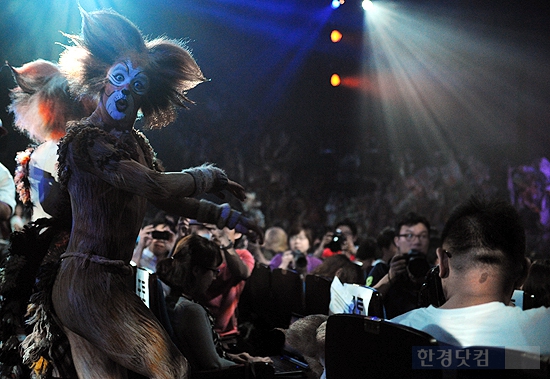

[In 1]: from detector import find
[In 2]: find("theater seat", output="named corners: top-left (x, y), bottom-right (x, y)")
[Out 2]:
top-left (134, 265), bottom-right (175, 339)
top-left (304, 274), bottom-right (332, 315)
top-left (271, 269), bottom-right (304, 327)
top-left (324, 314), bottom-right (442, 379)
top-left (328, 276), bottom-right (385, 318)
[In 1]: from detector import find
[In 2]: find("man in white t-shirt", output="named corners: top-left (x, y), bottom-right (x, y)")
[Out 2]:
top-left (391, 196), bottom-right (550, 355)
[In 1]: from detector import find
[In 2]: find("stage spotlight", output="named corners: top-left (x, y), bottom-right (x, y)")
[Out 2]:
top-left (331, 30), bottom-right (343, 43)
top-left (330, 74), bottom-right (341, 87)
top-left (331, 0), bottom-right (341, 9)
top-left (362, 0), bottom-right (374, 11)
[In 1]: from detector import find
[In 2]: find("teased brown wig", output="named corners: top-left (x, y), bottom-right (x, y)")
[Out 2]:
top-left (59, 8), bottom-right (206, 129)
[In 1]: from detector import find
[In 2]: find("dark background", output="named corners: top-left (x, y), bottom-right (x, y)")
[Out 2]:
top-left (1, 0), bottom-right (549, 240)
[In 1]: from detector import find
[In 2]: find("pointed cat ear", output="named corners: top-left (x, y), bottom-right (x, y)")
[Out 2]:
top-left (7, 59), bottom-right (93, 143)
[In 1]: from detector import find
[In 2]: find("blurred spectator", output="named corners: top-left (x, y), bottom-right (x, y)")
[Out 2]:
top-left (366, 227), bottom-right (397, 287)
top-left (310, 254), bottom-right (363, 285)
top-left (248, 226), bottom-right (288, 265)
top-left (200, 225), bottom-right (255, 339)
top-left (131, 219), bottom-right (177, 272)
top-left (9, 202), bottom-right (29, 232)
top-left (157, 234), bottom-right (272, 371)
top-left (355, 237), bottom-right (379, 280)
top-left (311, 225), bottom-right (333, 259)
top-left (0, 122), bottom-right (15, 241)
top-left (269, 224), bottom-right (322, 276)
top-left (368, 212), bottom-right (432, 318)
top-left (321, 219), bottom-right (359, 261)
top-left (0, 161), bottom-right (16, 241)
top-left (522, 258), bottom-right (550, 308)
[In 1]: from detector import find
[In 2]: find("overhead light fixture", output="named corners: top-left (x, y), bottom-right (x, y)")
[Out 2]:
top-left (362, 0), bottom-right (374, 11)
top-left (331, 30), bottom-right (343, 43)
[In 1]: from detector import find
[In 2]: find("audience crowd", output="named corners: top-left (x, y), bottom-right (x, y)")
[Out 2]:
top-left (1, 140), bottom-right (549, 377)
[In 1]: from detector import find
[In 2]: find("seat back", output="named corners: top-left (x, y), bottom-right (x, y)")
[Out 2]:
top-left (511, 289), bottom-right (537, 310)
top-left (304, 274), bottom-right (332, 315)
top-left (324, 314), bottom-right (441, 379)
top-left (271, 269), bottom-right (304, 327)
top-left (239, 263), bottom-right (272, 320)
top-left (134, 266), bottom-right (175, 339)
top-left (329, 276), bottom-right (385, 318)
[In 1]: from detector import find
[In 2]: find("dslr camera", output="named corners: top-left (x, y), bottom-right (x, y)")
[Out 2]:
top-left (326, 229), bottom-right (345, 253)
top-left (406, 249), bottom-right (431, 279)
top-left (291, 250), bottom-right (308, 270)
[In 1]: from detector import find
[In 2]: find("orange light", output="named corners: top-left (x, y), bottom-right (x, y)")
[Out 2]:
top-left (330, 30), bottom-right (342, 43)
top-left (330, 74), bottom-right (341, 87)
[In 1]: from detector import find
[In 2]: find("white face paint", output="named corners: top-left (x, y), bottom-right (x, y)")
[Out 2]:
top-left (104, 60), bottom-right (149, 121)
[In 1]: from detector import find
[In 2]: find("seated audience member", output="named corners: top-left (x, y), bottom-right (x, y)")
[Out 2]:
top-left (366, 227), bottom-right (398, 286)
top-left (522, 258), bottom-right (550, 308)
top-left (175, 216), bottom-right (191, 240)
top-left (0, 156), bottom-right (16, 242)
top-left (199, 225), bottom-right (255, 339)
top-left (157, 235), bottom-right (271, 371)
top-left (131, 219), bottom-right (177, 272)
top-left (391, 196), bottom-right (550, 355)
top-left (355, 237), bottom-right (379, 280)
top-left (368, 212), bottom-right (432, 318)
top-left (321, 219), bottom-right (359, 261)
top-left (311, 226), bottom-right (334, 259)
top-left (283, 314), bottom-right (328, 379)
top-left (310, 254), bottom-right (363, 285)
top-left (269, 224), bottom-right (323, 276)
top-left (248, 226), bottom-right (288, 265)
top-left (10, 203), bottom-right (29, 232)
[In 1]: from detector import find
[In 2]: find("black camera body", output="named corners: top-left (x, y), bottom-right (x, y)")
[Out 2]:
top-left (291, 250), bottom-right (308, 270)
top-left (151, 230), bottom-right (171, 241)
top-left (406, 249), bottom-right (431, 279)
top-left (327, 229), bottom-right (345, 253)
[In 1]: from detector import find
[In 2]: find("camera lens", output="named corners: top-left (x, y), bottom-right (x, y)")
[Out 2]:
top-left (292, 251), bottom-right (308, 269)
top-left (407, 250), bottom-right (431, 278)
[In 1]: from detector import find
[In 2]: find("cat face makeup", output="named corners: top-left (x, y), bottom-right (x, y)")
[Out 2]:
top-left (103, 60), bottom-right (149, 121)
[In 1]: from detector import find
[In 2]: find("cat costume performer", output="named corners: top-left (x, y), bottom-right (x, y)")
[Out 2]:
top-left (0, 8), bottom-right (262, 379)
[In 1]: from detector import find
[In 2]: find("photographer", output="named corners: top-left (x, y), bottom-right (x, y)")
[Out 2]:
top-left (367, 212), bottom-right (432, 318)
top-left (319, 219), bottom-right (359, 261)
top-left (269, 224), bottom-right (322, 275)
top-left (131, 218), bottom-right (177, 272)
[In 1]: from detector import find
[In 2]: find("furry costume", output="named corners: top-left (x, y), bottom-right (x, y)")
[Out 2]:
top-left (0, 59), bottom-right (95, 379)
top-left (48, 8), bottom-right (260, 379)
top-left (1, 7), bottom-right (262, 379)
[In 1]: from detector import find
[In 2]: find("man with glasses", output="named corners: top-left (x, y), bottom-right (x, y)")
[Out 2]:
top-left (367, 212), bottom-right (432, 318)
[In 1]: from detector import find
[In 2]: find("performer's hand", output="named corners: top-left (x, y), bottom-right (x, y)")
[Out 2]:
top-left (224, 179), bottom-right (246, 201)
top-left (234, 216), bottom-right (264, 245)
top-left (216, 204), bottom-right (264, 244)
